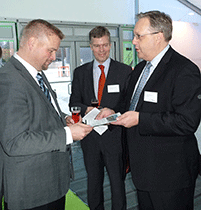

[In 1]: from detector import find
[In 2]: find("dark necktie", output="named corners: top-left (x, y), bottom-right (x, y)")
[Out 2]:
top-left (36, 73), bottom-right (51, 102)
top-left (98, 65), bottom-right (105, 105)
top-left (129, 62), bottom-right (152, 111)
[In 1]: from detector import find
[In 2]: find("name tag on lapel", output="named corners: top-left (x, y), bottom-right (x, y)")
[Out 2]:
top-left (144, 91), bottom-right (158, 103)
top-left (107, 84), bottom-right (120, 93)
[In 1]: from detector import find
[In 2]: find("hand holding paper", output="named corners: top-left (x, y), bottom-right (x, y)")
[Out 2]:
top-left (95, 107), bottom-right (115, 120)
top-left (82, 108), bottom-right (121, 135)
top-left (111, 111), bottom-right (139, 128)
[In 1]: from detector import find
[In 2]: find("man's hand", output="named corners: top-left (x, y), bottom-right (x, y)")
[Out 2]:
top-left (65, 116), bottom-right (74, 125)
top-left (65, 115), bottom-right (82, 125)
top-left (69, 123), bottom-right (93, 141)
top-left (95, 108), bottom-right (115, 120)
top-left (111, 111), bottom-right (139, 128)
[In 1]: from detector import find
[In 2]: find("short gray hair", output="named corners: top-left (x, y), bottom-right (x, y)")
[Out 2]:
top-left (137, 10), bottom-right (173, 42)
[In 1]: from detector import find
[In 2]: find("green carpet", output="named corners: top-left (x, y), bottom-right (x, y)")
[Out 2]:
top-left (65, 190), bottom-right (89, 210)
top-left (1, 190), bottom-right (89, 210)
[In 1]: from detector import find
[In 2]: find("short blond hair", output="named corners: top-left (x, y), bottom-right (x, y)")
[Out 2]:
top-left (20, 19), bottom-right (65, 47)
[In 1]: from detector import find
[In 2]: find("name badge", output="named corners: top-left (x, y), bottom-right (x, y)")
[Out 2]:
top-left (107, 84), bottom-right (120, 93)
top-left (144, 91), bottom-right (158, 103)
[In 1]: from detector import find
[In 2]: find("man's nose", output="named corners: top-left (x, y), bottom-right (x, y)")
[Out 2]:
top-left (51, 52), bottom-right (56, 61)
top-left (132, 37), bottom-right (138, 45)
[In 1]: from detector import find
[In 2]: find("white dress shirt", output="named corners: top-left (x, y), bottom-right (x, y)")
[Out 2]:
top-left (131, 45), bottom-right (170, 100)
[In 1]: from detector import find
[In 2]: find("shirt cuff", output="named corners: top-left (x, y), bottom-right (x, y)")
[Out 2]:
top-left (64, 126), bottom-right (73, 145)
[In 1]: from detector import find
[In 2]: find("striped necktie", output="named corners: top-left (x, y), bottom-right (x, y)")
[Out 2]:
top-left (36, 73), bottom-right (51, 102)
top-left (129, 62), bottom-right (152, 111)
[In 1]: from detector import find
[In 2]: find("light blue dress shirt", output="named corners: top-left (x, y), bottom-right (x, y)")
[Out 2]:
top-left (93, 58), bottom-right (111, 99)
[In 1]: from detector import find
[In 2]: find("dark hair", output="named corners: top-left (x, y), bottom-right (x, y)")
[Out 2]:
top-left (137, 10), bottom-right (173, 42)
top-left (20, 19), bottom-right (65, 46)
top-left (89, 26), bottom-right (111, 44)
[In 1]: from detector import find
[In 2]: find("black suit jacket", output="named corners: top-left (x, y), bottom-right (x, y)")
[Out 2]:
top-left (126, 46), bottom-right (201, 191)
top-left (0, 57), bottom-right (70, 209)
top-left (69, 59), bottom-right (132, 154)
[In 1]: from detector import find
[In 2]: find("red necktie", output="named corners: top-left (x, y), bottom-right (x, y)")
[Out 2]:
top-left (98, 65), bottom-right (105, 105)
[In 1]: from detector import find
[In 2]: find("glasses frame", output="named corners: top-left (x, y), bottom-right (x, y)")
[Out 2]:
top-left (133, 31), bottom-right (160, 40)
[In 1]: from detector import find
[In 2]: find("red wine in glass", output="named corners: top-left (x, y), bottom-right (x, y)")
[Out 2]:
top-left (71, 107), bottom-right (81, 123)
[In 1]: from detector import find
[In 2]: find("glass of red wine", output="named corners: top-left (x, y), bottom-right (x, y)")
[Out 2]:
top-left (91, 99), bottom-right (99, 108)
top-left (71, 106), bottom-right (81, 123)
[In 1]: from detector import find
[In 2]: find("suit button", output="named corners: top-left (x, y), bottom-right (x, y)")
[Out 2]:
top-left (198, 94), bottom-right (201, 100)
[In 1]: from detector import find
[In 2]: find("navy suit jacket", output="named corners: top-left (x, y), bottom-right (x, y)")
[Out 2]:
top-left (126, 46), bottom-right (201, 191)
top-left (0, 56), bottom-right (70, 209)
top-left (69, 59), bottom-right (132, 154)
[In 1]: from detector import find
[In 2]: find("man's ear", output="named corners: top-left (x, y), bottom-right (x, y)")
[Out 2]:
top-left (156, 32), bottom-right (164, 43)
top-left (90, 43), bottom-right (93, 51)
top-left (27, 37), bottom-right (37, 51)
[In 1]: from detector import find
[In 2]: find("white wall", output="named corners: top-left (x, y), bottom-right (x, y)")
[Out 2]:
top-left (1, 0), bottom-right (201, 24)
top-left (170, 21), bottom-right (201, 70)
top-left (1, 0), bottom-right (201, 71)
top-left (0, 0), bottom-right (135, 24)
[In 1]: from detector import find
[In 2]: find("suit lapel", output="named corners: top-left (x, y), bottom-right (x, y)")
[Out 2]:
top-left (10, 57), bottom-right (64, 125)
top-left (10, 57), bottom-right (41, 94)
top-left (41, 71), bottom-right (66, 125)
top-left (143, 47), bottom-right (173, 89)
top-left (100, 59), bottom-right (117, 105)
top-left (135, 47), bottom-right (174, 110)
top-left (86, 61), bottom-right (96, 99)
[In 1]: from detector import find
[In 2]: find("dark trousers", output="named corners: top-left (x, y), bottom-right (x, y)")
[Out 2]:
top-left (4, 196), bottom-right (65, 210)
top-left (137, 186), bottom-right (195, 210)
top-left (82, 139), bottom-right (126, 210)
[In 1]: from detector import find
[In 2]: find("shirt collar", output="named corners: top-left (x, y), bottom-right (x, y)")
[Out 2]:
top-left (149, 44), bottom-right (170, 68)
top-left (14, 52), bottom-right (40, 81)
top-left (93, 57), bottom-right (111, 70)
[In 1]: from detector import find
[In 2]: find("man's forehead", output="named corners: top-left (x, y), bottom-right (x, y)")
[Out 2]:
top-left (134, 18), bottom-right (150, 32)
top-left (91, 36), bottom-right (110, 43)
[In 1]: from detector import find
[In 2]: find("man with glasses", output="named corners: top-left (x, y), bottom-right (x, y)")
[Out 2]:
top-left (100, 11), bottom-right (201, 209)
top-left (69, 26), bottom-right (132, 210)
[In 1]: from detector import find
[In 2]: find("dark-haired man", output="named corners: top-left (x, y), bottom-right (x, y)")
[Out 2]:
top-left (69, 26), bottom-right (132, 210)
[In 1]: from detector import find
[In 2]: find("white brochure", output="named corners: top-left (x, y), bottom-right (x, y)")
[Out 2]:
top-left (82, 108), bottom-right (121, 135)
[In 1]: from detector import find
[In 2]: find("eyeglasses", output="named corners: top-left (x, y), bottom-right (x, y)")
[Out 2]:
top-left (133, 32), bottom-right (160, 40)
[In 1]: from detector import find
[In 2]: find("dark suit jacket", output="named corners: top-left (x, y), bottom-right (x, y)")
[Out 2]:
top-left (0, 57), bottom-right (70, 209)
top-left (69, 59), bottom-right (132, 154)
top-left (125, 46), bottom-right (201, 191)
top-left (0, 144), bottom-right (3, 210)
